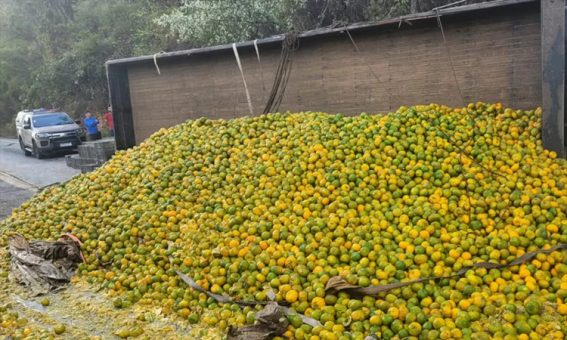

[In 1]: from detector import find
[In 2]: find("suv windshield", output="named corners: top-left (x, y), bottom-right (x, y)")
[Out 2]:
top-left (32, 113), bottom-right (74, 127)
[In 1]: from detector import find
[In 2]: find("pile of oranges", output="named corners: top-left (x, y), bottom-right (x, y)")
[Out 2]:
top-left (1, 103), bottom-right (566, 339)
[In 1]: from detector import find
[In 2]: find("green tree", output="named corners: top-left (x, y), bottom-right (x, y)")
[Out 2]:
top-left (0, 0), bottom-right (175, 129)
top-left (156, 0), bottom-right (489, 46)
top-left (22, 0), bottom-right (175, 114)
top-left (0, 0), bottom-right (490, 136)
top-left (155, 0), bottom-right (304, 46)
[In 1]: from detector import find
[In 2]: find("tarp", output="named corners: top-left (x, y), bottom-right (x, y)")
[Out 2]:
top-left (9, 234), bottom-right (84, 295)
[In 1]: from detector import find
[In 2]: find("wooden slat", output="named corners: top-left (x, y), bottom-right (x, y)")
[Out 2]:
top-left (125, 6), bottom-right (542, 144)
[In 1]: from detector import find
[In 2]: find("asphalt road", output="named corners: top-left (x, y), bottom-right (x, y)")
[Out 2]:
top-left (0, 138), bottom-right (81, 220)
top-left (0, 138), bottom-right (80, 188)
top-left (0, 181), bottom-right (33, 220)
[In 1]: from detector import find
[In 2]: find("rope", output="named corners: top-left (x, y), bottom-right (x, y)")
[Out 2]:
top-left (232, 43), bottom-right (254, 116)
top-left (326, 243), bottom-right (567, 297)
top-left (343, 26), bottom-right (390, 109)
top-left (263, 33), bottom-right (298, 114)
top-left (273, 34), bottom-right (298, 111)
top-left (433, 9), bottom-right (525, 226)
top-left (343, 20), bottom-right (494, 221)
top-left (153, 52), bottom-right (165, 75)
top-left (253, 39), bottom-right (267, 96)
top-left (434, 9), bottom-right (473, 223)
top-left (435, 10), bottom-right (465, 106)
top-left (431, 0), bottom-right (468, 11)
top-left (343, 20), bottom-right (495, 230)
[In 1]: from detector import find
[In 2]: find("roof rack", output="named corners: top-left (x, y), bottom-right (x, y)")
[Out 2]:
top-left (31, 108), bottom-right (59, 114)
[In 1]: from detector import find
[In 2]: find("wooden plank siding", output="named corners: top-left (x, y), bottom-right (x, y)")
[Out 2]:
top-left (125, 4), bottom-right (542, 144)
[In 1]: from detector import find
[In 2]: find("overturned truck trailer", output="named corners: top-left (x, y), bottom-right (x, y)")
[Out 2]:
top-left (106, 0), bottom-right (566, 157)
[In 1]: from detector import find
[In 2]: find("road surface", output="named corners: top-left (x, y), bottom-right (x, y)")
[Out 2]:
top-left (0, 138), bottom-right (80, 188)
top-left (0, 180), bottom-right (33, 220)
top-left (0, 138), bottom-right (81, 220)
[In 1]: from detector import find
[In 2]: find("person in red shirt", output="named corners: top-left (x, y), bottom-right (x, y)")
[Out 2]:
top-left (103, 106), bottom-right (114, 137)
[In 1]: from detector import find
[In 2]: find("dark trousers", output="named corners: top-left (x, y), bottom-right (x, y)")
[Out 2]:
top-left (87, 132), bottom-right (102, 141)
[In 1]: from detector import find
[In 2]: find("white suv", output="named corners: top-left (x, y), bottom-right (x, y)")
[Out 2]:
top-left (16, 109), bottom-right (83, 158)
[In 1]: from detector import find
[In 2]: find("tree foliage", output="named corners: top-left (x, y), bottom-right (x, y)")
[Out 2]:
top-left (155, 0), bottom-right (303, 47)
top-left (0, 0), bottom-right (175, 127)
top-left (0, 0), bottom-right (489, 133)
top-left (156, 0), bottom-right (414, 45)
top-left (156, 0), bottom-right (492, 46)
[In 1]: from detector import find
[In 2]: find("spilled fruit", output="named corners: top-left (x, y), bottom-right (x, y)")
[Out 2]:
top-left (0, 103), bottom-right (566, 339)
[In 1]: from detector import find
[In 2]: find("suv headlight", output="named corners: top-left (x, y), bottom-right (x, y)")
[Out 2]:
top-left (36, 132), bottom-right (50, 139)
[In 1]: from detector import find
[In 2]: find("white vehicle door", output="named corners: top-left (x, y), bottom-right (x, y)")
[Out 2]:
top-left (22, 117), bottom-right (33, 146)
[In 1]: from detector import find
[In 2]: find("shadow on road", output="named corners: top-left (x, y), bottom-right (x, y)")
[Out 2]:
top-left (29, 150), bottom-right (78, 160)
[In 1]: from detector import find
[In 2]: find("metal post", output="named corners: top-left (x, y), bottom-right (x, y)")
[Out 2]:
top-left (541, 0), bottom-right (566, 157)
top-left (106, 64), bottom-right (136, 150)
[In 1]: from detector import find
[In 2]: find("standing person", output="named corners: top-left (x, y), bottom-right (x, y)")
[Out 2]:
top-left (83, 111), bottom-right (101, 141)
top-left (103, 106), bottom-right (114, 137)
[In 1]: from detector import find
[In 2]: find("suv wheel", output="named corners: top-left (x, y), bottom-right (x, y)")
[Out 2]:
top-left (32, 141), bottom-right (44, 159)
top-left (19, 137), bottom-right (31, 156)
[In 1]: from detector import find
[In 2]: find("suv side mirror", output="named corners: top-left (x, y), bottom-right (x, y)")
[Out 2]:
top-left (23, 122), bottom-right (31, 129)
